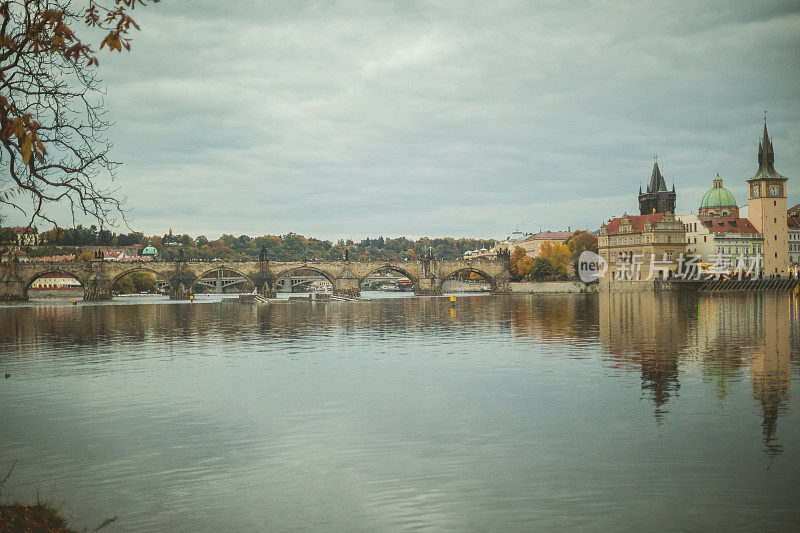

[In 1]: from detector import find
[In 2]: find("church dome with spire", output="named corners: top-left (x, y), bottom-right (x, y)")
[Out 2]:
top-left (699, 173), bottom-right (738, 217)
top-left (141, 238), bottom-right (158, 260)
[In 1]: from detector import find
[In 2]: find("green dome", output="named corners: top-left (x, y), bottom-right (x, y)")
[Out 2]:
top-left (700, 175), bottom-right (737, 209)
top-left (142, 239), bottom-right (158, 257)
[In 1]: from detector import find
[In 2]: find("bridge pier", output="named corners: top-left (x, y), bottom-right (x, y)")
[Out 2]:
top-left (414, 276), bottom-right (442, 296)
top-left (334, 269), bottom-right (361, 297)
top-left (492, 275), bottom-right (512, 294)
top-left (277, 275), bottom-right (293, 293)
top-left (168, 269), bottom-right (196, 300)
top-left (83, 283), bottom-right (113, 301)
top-left (83, 270), bottom-right (112, 301)
top-left (170, 283), bottom-right (193, 300)
top-left (262, 284), bottom-right (277, 298)
top-left (0, 271), bottom-right (26, 300)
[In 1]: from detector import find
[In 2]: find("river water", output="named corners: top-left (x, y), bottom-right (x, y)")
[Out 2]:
top-left (1, 292), bottom-right (799, 531)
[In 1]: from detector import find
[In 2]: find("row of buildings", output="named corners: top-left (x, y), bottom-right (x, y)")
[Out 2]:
top-left (462, 229), bottom-right (575, 260)
top-left (0, 242), bottom-right (158, 263)
top-left (598, 120), bottom-right (792, 279)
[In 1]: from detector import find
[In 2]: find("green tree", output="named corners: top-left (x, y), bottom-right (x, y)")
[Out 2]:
top-left (0, 226), bottom-right (16, 245)
top-left (130, 272), bottom-right (156, 292)
top-left (113, 271), bottom-right (155, 293)
top-left (531, 257), bottom-right (554, 281)
top-left (114, 275), bottom-right (135, 293)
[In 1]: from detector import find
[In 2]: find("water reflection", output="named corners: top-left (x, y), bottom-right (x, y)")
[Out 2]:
top-left (598, 292), bottom-right (798, 455)
top-left (599, 293), bottom-right (693, 421)
top-left (2, 294), bottom-right (800, 531)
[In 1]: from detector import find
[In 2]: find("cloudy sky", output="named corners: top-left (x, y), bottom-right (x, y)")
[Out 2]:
top-left (15, 0), bottom-right (800, 239)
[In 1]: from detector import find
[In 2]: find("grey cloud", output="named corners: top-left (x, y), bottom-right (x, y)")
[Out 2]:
top-left (6, 0), bottom-right (798, 239)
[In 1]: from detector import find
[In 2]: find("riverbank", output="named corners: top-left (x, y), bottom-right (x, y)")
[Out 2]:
top-left (0, 502), bottom-right (74, 532)
top-left (509, 281), bottom-right (597, 293)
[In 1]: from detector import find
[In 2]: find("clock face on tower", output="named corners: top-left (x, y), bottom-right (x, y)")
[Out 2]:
top-left (753, 185), bottom-right (760, 198)
top-left (770, 185), bottom-right (779, 197)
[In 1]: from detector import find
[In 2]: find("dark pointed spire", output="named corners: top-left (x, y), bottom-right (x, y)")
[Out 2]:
top-left (752, 115), bottom-right (783, 181)
top-left (648, 157), bottom-right (668, 193)
top-left (759, 120), bottom-right (774, 168)
top-left (639, 156), bottom-right (676, 215)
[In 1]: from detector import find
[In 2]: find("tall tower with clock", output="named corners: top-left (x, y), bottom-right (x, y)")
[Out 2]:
top-left (747, 119), bottom-right (789, 276)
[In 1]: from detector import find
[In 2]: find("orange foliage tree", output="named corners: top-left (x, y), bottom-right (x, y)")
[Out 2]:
top-left (510, 245), bottom-right (534, 280)
top-left (539, 241), bottom-right (572, 278)
top-left (0, 0), bottom-right (159, 226)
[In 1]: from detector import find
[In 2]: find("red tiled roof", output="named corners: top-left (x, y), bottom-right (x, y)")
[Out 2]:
top-left (1, 249), bottom-right (27, 256)
top-left (698, 216), bottom-right (759, 234)
top-left (8, 226), bottom-right (37, 234)
top-left (788, 215), bottom-right (800, 229)
top-left (36, 255), bottom-right (75, 262)
top-left (602, 213), bottom-right (664, 235)
top-left (36, 272), bottom-right (78, 279)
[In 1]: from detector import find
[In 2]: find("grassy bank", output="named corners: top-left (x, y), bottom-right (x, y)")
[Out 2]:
top-left (0, 502), bottom-right (75, 532)
top-left (0, 463), bottom-right (115, 532)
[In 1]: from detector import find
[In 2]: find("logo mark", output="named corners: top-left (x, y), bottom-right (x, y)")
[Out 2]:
top-left (578, 251), bottom-right (607, 282)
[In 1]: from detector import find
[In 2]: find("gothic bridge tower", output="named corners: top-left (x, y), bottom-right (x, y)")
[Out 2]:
top-left (638, 158), bottom-right (677, 215)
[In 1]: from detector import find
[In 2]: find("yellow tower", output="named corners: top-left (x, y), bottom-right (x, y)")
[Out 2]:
top-left (747, 120), bottom-right (789, 276)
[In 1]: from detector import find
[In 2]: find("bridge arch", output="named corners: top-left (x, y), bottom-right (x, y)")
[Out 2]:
top-left (195, 266), bottom-right (256, 293)
top-left (270, 266), bottom-right (337, 293)
top-left (439, 267), bottom-right (497, 293)
top-left (24, 269), bottom-right (86, 298)
top-left (359, 264), bottom-right (419, 291)
top-left (110, 266), bottom-right (167, 290)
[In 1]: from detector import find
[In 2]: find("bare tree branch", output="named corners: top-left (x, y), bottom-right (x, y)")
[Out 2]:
top-left (0, 0), bottom-right (158, 229)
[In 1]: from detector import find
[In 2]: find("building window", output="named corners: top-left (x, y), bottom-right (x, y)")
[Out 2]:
top-left (703, 236), bottom-right (707, 242)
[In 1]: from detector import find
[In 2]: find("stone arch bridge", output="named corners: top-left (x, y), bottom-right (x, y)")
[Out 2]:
top-left (0, 259), bottom-right (511, 301)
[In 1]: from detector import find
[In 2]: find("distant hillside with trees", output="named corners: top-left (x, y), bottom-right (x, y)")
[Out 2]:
top-left (7, 225), bottom-right (497, 262)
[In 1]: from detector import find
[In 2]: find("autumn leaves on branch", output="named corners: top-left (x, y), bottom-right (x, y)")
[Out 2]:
top-left (0, 0), bottom-right (157, 226)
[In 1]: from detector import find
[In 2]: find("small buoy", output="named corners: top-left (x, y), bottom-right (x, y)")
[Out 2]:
top-left (71, 299), bottom-right (77, 305)
top-left (450, 295), bottom-right (456, 304)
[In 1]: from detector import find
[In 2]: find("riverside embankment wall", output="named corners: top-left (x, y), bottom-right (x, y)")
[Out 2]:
top-left (509, 281), bottom-right (597, 294)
